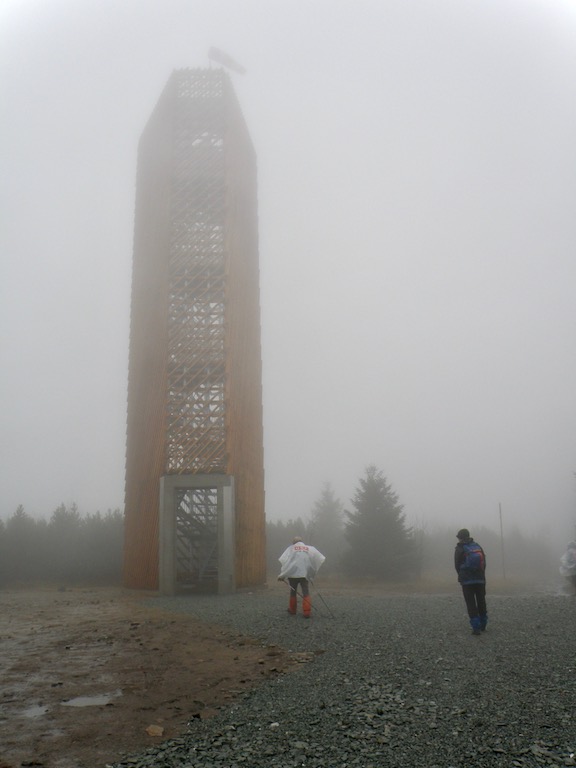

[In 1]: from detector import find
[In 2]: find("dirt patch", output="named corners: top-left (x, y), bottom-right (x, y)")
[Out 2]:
top-left (0, 587), bottom-right (296, 768)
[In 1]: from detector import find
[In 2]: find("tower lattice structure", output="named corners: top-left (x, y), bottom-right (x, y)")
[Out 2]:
top-left (124, 68), bottom-right (265, 590)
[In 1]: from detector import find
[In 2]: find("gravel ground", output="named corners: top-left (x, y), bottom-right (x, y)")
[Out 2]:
top-left (109, 587), bottom-right (576, 768)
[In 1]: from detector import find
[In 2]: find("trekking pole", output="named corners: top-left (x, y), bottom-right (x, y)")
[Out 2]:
top-left (294, 586), bottom-right (325, 617)
top-left (310, 581), bottom-right (335, 619)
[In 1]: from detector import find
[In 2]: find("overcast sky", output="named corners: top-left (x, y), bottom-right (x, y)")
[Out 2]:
top-left (1, 0), bottom-right (575, 542)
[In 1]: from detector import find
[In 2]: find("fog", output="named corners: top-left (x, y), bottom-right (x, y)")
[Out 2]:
top-left (1, 0), bottom-right (575, 540)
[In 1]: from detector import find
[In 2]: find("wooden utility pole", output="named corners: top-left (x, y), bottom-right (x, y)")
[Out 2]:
top-left (499, 502), bottom-right (506, 580)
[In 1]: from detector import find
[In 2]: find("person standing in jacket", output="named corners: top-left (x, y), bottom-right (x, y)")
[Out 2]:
top-left (278, 537), bottom-right (325, 618)
top-left (559, 541), bottom-right (576, 593)
top-left (454, 528), bottom-right (487, 635)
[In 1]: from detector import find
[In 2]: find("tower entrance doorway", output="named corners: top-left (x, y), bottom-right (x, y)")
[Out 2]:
top-left (159, 474), bottom-right (235, 595)
top-left (175, 487), bottom-right (218, 589)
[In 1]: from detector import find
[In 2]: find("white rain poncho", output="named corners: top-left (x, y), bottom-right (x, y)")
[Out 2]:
top-left (278, 542), bottom-right (326, 581)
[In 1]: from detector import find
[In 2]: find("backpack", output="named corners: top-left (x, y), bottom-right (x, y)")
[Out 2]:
top-left (462, 542), bottom-right (485, 571)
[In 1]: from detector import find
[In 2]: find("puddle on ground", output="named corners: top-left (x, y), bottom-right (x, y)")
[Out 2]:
top-left (21, 704), bottom-right (49, 718)
top-left (61, 690), bottom-right (122, 707)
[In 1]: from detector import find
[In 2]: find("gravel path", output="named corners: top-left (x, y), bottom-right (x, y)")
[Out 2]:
top-left (109, 587), bottom-right (576, 768)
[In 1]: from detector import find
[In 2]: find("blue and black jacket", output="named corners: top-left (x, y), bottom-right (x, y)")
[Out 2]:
top-left (454, 537), bottom-right (486, 585)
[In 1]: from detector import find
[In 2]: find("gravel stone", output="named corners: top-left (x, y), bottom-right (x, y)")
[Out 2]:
top-left (107, 590), bottom-right (576, 768)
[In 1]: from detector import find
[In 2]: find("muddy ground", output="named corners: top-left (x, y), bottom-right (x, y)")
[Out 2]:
top-left (0, 586), bottom-right (297, 768)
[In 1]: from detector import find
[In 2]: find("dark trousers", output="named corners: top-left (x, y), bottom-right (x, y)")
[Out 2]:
top-left (288, 577), bottom-right (309, 598)
top-left (461, 583), bottom-right (486, 618)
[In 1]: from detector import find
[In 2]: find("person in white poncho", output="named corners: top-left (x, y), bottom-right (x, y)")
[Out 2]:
top-left (277, 537), bottom-right (325, 618)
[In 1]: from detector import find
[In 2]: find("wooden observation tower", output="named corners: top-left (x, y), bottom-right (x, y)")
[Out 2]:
top-left (124, 68), bottom-right (265, 592)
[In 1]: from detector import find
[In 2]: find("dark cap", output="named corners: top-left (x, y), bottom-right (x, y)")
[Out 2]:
top-left (456, 528), bottom-right (470, 540)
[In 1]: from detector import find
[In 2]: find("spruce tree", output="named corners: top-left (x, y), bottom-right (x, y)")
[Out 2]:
top-left (344, 465), bottom-right (413, 580)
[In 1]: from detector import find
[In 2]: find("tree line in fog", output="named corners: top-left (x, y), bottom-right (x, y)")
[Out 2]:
top-left (0, 465), bottom-right (562, 588)
top-left (0, 503), bottom-right (123, 586)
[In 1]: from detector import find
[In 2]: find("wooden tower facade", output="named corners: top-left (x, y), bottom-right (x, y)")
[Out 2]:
top-left (124, 68), bottom-right (265, 590)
